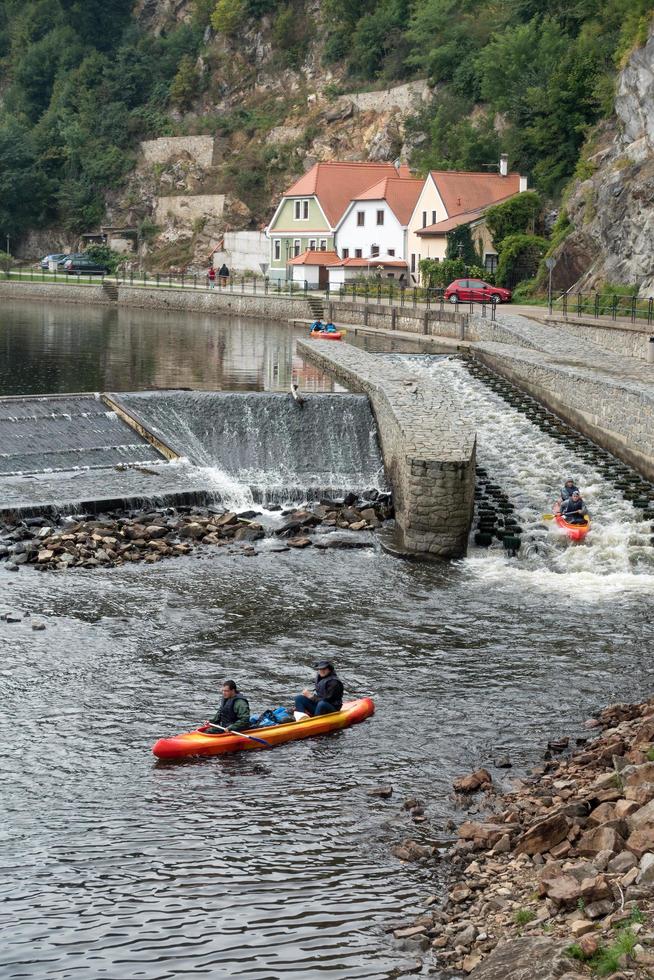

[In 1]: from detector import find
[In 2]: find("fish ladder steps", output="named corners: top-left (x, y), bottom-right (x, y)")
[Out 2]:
top-left (102, 281), bottom-right (119, 302)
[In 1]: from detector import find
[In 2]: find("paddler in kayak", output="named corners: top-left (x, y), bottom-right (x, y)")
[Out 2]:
top-left (560, 477), bottom-right (579, 503)
top-left (560, 490), bottom-right (589, 525)
top-left (294, 659), bottom-right (344, 719)
top-left (309, 319), bottom-right (324, 334)
top-left (206, 680), bottom-right (250, 732)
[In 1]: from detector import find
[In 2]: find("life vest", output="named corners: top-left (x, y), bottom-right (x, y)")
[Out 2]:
top-left (216, 693), bottom-right (249, 727)
top-left (315, 673), bottom-right (343, 710)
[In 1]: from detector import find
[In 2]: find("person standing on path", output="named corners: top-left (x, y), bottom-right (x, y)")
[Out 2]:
top-left (207, 266), bottom-right (216, 289)
top-left (218, 263), bottom-right (229, 287)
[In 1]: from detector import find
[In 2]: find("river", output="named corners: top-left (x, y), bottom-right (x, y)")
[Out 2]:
top-left (1, 300), bottom-right (653, 979)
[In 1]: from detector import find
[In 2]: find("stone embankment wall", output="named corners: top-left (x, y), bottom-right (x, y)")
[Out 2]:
top-left (0, 281), bottom-right (116, 305)
top-left (297, 339), bottom-right (476, 559)
top-left (327, 300), bottom-right (463, 338)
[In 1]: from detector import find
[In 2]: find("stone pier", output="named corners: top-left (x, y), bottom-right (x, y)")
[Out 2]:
top-left (298, 340), bottom-right (476, 558)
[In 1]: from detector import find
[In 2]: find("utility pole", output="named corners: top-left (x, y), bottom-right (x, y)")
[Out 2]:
top-left (545, 257), bottom-right (556, 313)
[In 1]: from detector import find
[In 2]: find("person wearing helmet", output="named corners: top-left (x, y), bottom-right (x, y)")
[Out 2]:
top-left (560, 478), bottom-right (579, 502)
top-left (294, 660), bottom-right (344, 718)
top-left (560, 490), bottom-right (589, 525)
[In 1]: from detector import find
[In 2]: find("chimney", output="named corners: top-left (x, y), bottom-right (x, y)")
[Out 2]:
top-left (499, 153), bottom-right (508, 177)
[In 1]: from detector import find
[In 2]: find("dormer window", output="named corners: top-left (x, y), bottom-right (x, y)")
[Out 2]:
top-left (294, 200), bottom-right (310, 220)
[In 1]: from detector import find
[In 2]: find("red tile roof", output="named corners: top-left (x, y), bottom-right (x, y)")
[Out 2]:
top-left (283, 162), bottom-right (401, 226)
top-left (335, 257), bottom-right (408, 268)
top-left (351, 177), bottom-right (424, 226)
top-left (287, 249), bottom-right (342, 266)
top-left (416, 207), bottom-right (486, 236)
top-left (430, 171), bottom-right (522, 217)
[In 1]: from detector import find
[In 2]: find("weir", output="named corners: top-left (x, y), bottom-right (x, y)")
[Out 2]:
top-left (0, 390), bottom-right (386, 517)
top-left (298, 340), bottom-right (476, 558)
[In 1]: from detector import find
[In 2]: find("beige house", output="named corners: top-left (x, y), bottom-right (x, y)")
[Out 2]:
top-left (407, 164), bottom-right (528, 280)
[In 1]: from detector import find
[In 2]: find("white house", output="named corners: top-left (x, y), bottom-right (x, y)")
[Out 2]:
top-left (286, 249), bottom-right (341, 288)
top-left (328, 257), bottom-right (408, 288)
top-left (335, 176), bottom-right (423, 265)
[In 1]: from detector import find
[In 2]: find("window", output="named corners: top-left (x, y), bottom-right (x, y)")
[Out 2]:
top-left (342, 248), bottom-right (349, 258)
top-left (273, 239), bottom-right (281, 261)
top-left (319, 239), bottom-right (327, 251)
top-left (431, 211), bottom-right (437, 225)
top-left (294, 201), bottom-right (301, 220)
top-left (388, 248), bottom-right (395, 257)
top-left (293, 239), bottom-right (301, 257)
top-left (376, 210), bottom-right (384, 226)
top-left (371, 244), bottom-right (379, 257)
top-left (309, 239), bottom-right (316, 251)
top-left (293, 200), bottom-right (309, 220)
top-left (303, 200), bottom-right (309, 219)
top-left (410, 253), bottom-right (416, 273)
top-left (422, 211), bottom-right (427, 228)
top-left (484, 253), bottom-right (498, 273)
top-left (355, 248), bottom-right (362, 258)
top-left (356, 211), bottom-right (365, 227)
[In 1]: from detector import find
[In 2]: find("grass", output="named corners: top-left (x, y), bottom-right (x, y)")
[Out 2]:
top-left (646, 747), bottom-right (654, 762)
top-left (514, 908), bottom-right (537, 926)
top-left (566, 927), bottom-right (639, 976)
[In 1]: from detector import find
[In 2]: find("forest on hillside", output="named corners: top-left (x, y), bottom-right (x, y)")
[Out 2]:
top-left (0, 0), bottom-right (652, 242)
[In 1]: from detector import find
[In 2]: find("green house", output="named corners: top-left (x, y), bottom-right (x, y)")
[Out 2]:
top-left (266, 161), bottom-right (400, 281)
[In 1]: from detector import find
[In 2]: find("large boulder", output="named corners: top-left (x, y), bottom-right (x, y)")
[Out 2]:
top-left (467, 937), bottom-right (574, 979)
top-left (515, 813), bottom-right (569, 855)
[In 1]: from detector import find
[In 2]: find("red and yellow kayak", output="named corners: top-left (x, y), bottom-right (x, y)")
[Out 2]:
top-left (310, 331), bottom-right (343, 341)
top-left (152, 697), bottom-right (375, 761)
top-left (554, 514), bottom-right (591, 542)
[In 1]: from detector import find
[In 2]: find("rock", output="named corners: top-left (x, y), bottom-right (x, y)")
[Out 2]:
top-left (624, 762), bottom-right (654, 788)
top-left (233, 525), bottom-right (265, 542)
top-left (287, 536), bottom-right (312, 548)
top-left (466, 937), bottom-right (572, 978)
top-left (626, 797), bottom-right (654, 830)
top-left (458, 822), bottom-right (507, 848)
top-left (349, 520), bottom-right (367, 531)
top-left (637, 851), bottom-right (654, 884)
top-left (393, 925), bottom-right (426, 939)
top-left (454, 769), bottom-right (493, 794)
top-left (450, 885), bottom-right (471, 903)
top-left (608, 850), bottom-right (638, 873)
top-left (31, 621), bottom-right (46, 631)
top-left (587, 802), bottom-right (616, 827)
top-left (541, 873), bottom-right (583, 906)
top-left (37, 549), bottom-right (54, 562)
top-left (620, 866), bottom-right (639, 887)
top-left (578, 934), bottom-right (598, 958)
top-left (214, 512), bottom-right (237, 526)
top-left (626, 825), bottom-right (654, 858)
top-left (576, 824), bottom-right (625, 858)
top-left (367, 786), bottom-right (393, 798)
top-left (179, 522), bottom-right (205, 539)
top-left (495, 756), bottom-right (512, 768)
top-left (548, 738), bottom-right (569, 752)
top-left (492, 834), bottom-right (511, 855)
top-left (570, 919), bottom-right (595, 937)
top-left (615, 799), bottom-right (641, 819)
top-left (462, 952), bottom-right (483, 973)
top-left (144, 525), bottom-right (168, 539)
top-left (454, 924), bottom-right (478, 947)
top-left (585, 898), bottom-right (613, 919)
top-left (625, 783), bottom-right (654, 804)
top-left (515, 813), bottom-right (569, 855)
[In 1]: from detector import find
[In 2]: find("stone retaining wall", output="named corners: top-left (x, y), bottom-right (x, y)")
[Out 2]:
top-left (298, 339), bottom-right (476, 558)
top-left (0, 280), bottom-right (114, 305)
top-left (327, 300), bottom-right (463, 338)
top-left (544, 316), bottom-right (654, 360)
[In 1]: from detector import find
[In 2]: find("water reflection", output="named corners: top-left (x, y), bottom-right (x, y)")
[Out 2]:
top-left (0, 300), bottom-right (339, 395)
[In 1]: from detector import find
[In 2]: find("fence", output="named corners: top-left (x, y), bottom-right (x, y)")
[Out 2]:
top-left (552, 291), bottom-right (654, 326)
top-left (2, 267), bottom-right (497, 320)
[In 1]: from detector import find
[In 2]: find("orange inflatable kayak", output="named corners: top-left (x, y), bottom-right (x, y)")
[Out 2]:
top-left (554, 513), bottom-right (591, 542)
top-left (310, 331), bottom-right (343, 340)
top-left (152, 697), bottom-right (375, 760)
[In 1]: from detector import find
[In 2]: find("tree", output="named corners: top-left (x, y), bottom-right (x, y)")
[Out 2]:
top-left (170, 54), bottom-right (199, 108)
top-left (485, 191), bottom-right (541, 250)
top-left (496, 233), bottom-right (548, 287)
top-left (446, 224), bottom-right (483, 265)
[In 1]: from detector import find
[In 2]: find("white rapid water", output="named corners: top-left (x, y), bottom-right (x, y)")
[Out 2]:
top-left (403, 356), bottom-right (654, 589)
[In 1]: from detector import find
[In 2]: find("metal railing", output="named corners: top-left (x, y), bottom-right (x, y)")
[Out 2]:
top-left (2, 267), bottom-right (498, 320)
top-left (551, 290), bottom-right (654, 326)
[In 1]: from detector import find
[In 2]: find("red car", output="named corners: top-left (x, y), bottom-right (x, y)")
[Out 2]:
top-left (444, 278), bottom-right (511, 304)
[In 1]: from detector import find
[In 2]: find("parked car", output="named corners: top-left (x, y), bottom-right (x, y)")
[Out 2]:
top-left (57, 253), bottom-right (85, 269)
top-left (444, 278), bottom-right (512, 304)
top-left (63, 256), bottom-right (109, 275)
top-left (40, 253), bottom-right (68, 270)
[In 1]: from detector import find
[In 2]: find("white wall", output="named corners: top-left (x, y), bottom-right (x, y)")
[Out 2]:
top-left (291, 265), bottom-right (320, 288)
top-left (336, 201), bottom-right (405, 260)
top-left (406, 175), bottom-right (448, 278)
top-left (213, 231), bottom-right (268, 273)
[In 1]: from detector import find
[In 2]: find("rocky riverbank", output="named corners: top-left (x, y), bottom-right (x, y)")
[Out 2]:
top-left (0, 493), bottom-right (392, 571)
top-left (387, 697), bottom-right (654, 978)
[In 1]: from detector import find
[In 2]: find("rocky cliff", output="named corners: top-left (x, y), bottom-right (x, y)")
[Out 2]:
top-left (554, 22), bottom-right (654, 296)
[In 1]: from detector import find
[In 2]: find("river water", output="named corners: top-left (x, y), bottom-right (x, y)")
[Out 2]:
top-left (1, 301), bottom-right (653, 980)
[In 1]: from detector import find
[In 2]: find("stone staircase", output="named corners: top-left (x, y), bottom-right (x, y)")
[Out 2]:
top-left (307, 296), bottom-right (325, 320)
top-left (101, 280), bottom-right (119, 302)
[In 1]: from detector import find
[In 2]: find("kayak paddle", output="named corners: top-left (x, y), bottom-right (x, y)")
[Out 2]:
top-left (203, 722), bottom-right (272, 748)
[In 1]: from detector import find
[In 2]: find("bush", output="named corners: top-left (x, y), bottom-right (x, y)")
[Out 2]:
top-left (446, 224), bottom-right (483, 266)
top-left (211, 0), bottom-right (245, 36)
top-left (419, 256), bottom-right (465, 288)
top-left (486, 192), bottom-right (542, 251)
top-left (86, 244), bottom-right (123, 273)
top-left (496, 233), bottom-right (548, 288)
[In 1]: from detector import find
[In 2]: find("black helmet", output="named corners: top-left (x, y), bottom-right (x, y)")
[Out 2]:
top-left (313, 659), bottom-right (334, 671)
